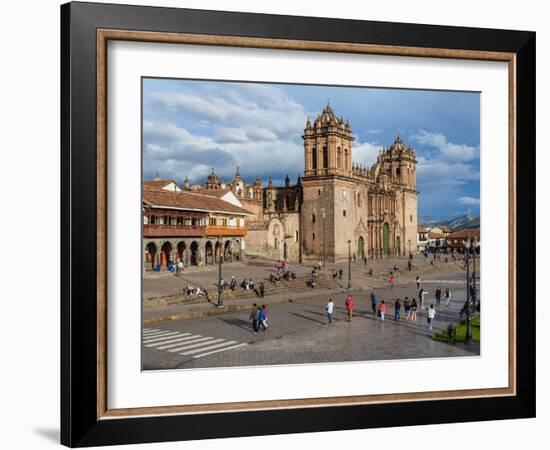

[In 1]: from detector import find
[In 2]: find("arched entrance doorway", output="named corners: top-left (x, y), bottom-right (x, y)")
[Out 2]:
top-left (190, 241), bottom-right (199, 265)
top-left (396, 236), bottom-right (401, 256)
top-left (176, 241), bottom-right (186, 264)
top-left (234, 240), bottom-right (241, 261)
top-left (358, 236), bottom-right (365, 259)
top-left (160, 242), bottom-right (172, 267)
top-left (205, 241), bottom-right (213, 265)
top-left (224, 240), bottom-right (232, 262)
top-left (383, 224), bottom-right (390, 257)
top-left (145, 242), bottom-right (157, 270)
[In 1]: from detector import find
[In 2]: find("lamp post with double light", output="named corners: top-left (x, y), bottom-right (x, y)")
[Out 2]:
top-left (464, 237), bottom-right (473, 344)
top-left (217, 236), bottom-right (224, 308)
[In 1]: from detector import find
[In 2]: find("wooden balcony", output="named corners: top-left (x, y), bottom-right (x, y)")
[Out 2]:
top-left (205, 226), bottom-right (247, 237)
top-left (143, 224), bottom-right (205, 238)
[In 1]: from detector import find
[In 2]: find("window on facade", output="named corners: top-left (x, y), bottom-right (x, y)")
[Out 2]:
top-left (312, 233), bottom-right (315, 241)
top-left (220, 217), bottom-right (228, 226)
top-left (337, 147), bottom-right (342, 169)
top-left (143, 216), bottom-right (148, 224)
top-left (295, 230), bottom-right (299, 243)
top-left (318, 189), bottom-right (321, 196)
top-left (312, 214), bottom-right (316, 223)
top-left (357, 193), bottom-right (361, 207)
top-left (322, 146), bottom-right (328, 169)
top-left (312, 146), bottom-right (317, 169)
top-left (159, 216), bottom-right (164, 225)
top-left (343, 210), bottom-right (346, 217)
top-left (410, 214), bottom-right (413, 223)
top-left (209, 217), bottom-right (216, 226)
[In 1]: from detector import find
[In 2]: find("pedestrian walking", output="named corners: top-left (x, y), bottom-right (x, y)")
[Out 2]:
top-left (258, 305), bottom-right (269, 331)
top-left (345, 294), bottom-right (355, 322)
top-left (370, 292), bottom-right (377, 314)
top-left (379, 300), bottom-right (387, 321)
top-left (403, 297), bottom-right (411, 319)
top-left (325, 299), bottom-right (334, 324)
top-left (338, 269), bottom-right (343, 280)
top-left (416, 275), bottom-right (420, 289)
top-left (444, 287), bottom-right (451, 306)
top-left (259, 281), bottom-right (265, 298)
top-left (435, 287), bottom-right (442, 306)
top-left (426, 304), bottom-right (436, 331)
top-left (389, 275), bottom-right (395, 290)
top-left (394, 298), bottom-right (401, 321)
top-left (410, 298), bottom-right (418, 321)
top-left (249, 303), bottom-right (259, 333)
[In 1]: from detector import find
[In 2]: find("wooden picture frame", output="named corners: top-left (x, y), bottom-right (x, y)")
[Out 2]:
top-left (61, 1), bottom-right (535, 447)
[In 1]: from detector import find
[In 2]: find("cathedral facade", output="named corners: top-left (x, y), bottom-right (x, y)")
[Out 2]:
top-left (180, 104), bottom-right (418, 263)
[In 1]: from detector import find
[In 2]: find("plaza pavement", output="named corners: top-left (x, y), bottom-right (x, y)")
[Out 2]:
top-left (142, 267), bottom-right (480, 370)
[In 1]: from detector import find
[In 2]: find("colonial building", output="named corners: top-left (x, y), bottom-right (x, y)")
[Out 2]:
top-left (144, 104), bottom-right (419, 264)
top-left (142, 181), bottom-right (253, 270)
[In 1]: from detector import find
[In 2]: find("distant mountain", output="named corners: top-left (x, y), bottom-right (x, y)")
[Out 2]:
top-left (419, 214), bottom-right (480, 232)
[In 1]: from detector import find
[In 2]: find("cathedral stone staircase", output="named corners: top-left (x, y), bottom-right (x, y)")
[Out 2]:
top-left (144, 274), bottom-right (341, 308)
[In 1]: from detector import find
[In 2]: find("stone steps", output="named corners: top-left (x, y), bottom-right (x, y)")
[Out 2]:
top-left (144, 276), bottom-right (340, 308)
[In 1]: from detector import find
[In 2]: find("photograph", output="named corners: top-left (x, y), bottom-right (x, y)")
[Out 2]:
top-left (141, 78), bottom-right (482, 370)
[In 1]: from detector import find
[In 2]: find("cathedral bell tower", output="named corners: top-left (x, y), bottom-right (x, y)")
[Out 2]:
top-left (303, 103), bottom-right (354, 178)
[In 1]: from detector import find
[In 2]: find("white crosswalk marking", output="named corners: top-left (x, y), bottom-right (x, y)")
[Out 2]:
top-left (142, 332), bottom-right (181, 343)
top-left (166, 337), bottom-right (220, 353)
top-left (181, 340), bottom-right (238, 356)
top-left (142, 329), bottom-right (161, 334)
top-left (142, 330), bottom-right (178, 339)
top-left (193, 343), bottom-right (248, 359)
top-left (142, 328), bottom-right (248, 359)
top-left (143, 334), bottom-right (193, 348)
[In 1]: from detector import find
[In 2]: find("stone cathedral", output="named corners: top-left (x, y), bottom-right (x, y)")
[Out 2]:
top-left (188, 104), bottom-right (418, 263)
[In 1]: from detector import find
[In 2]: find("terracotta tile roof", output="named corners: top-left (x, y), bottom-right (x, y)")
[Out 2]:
top-left (143, 179), bottom-right (180, 190)
top-left (428, 232), bottom-right (445, 239)
top-left (446, 229), bottom-right (481, 239)
top-left (439, 225), bottom-right (453, 233)
top-left (143, 187), bottom-right (253, 216)
top-left (417, 226), bottom-right (429, 233)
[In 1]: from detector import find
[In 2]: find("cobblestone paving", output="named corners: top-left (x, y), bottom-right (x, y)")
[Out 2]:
top-left (142, 272), bottom-right (480, 370)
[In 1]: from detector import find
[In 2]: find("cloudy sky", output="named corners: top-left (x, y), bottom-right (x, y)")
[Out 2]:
top-left (143, 78), bottom-right (480, 219)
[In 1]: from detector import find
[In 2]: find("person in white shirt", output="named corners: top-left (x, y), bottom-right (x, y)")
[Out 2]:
top-left (426, 304), bottom-right (436, 330)
top-left (325, 299), bottom-right (334, 324)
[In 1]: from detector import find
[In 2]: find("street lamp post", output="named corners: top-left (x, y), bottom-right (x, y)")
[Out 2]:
top-left (472, 238), bottom-right (477, 307)
top-left (464, 238), bottom-right (473, 344)
top-left (321, 208), bottom-right (326, 266)
top-left (217, 236), bottom-right (224, 308)
top-left (347, 239), bottom-right (352, 289)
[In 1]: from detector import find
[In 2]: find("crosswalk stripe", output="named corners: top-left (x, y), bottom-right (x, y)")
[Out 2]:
top-left (154, 336), bottom-right (209, 350)
top-left (144, 334), bottom-right (193, 348)
top-left (142, 329), bottom-right (160, 335)
top-left (142, 332), bottom-right (182, 343)
top-left (142, 330), bottom-right (176, 338)
top-left (167, 337), bottom-right (220, 353)
top-left (181, 340), bottom-right (237, 356)
top-left (192, 343), bottom-right (248, 358)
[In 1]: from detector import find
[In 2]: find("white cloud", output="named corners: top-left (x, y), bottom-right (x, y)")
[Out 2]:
top-left (456, 196), bottom-right (480, 206)
top-left (365, 128), bottom-right (382, 134)
top-left (353, 140), bottom-right (382, 167)
top-left (412, 130), bottom-right (479, 162)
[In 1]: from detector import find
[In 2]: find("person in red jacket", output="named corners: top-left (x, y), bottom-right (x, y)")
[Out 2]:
top-left (345, 295), bottom-right (355, 322)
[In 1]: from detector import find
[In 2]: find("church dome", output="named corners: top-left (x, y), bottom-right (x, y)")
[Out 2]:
top-left (389, 136), bottom-right (406, 153)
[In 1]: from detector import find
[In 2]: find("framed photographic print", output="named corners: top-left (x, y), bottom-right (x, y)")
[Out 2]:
top-left (61, 1), bottom-right (536, 447)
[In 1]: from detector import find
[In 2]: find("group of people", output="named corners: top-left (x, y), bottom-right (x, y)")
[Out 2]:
top-left (323, 291), bottom-right (441, 331)
top-left (184, 284), bottom-right (208, 298)
top-left (249, 303), bottom-right (269, 333)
